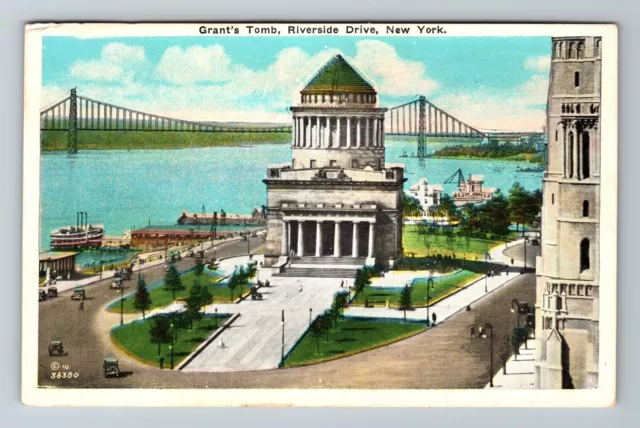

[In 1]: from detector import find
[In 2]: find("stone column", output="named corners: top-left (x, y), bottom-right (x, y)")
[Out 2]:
top-left (365, 118), bottom-right (370, 147)
top-left (352, 222), bottom-right (359, 257)
top-left (372, 118), bottom-right (378, 148)
top-left (297, 221), bottom-right (304, 257)
top-left (291, 119), bottom-right (296, 147)
top-left (325, 117), bottom-right (331, 148)
top-left (368, 222), bottom-right (375, 258)
top-left (347, 117), bottom-right (352, 147)
top-left (356, 118), bottom-right (361, 147)
top-left (281, 220), bottom-right (289, 255)
top-left (305, 117), bottom-right (310, 148)
top-left (315, 221), bottom-right (323, 257)
top-left (336, 117), bottom-right (342, 148)
top-left (315, 116), bottom-right (321, 148)
top-left (572, 125), bottom-right (578, 179)
top-left (333, 221), bottom-right (341, 257)
top-left (381, 119), bottom-right (385, 148)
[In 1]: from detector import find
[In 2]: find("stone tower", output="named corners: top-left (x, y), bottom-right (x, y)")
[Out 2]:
top-left (534, 37), bottom-right (602, 389)
top-left (263, 54), bottom-right (405, 270)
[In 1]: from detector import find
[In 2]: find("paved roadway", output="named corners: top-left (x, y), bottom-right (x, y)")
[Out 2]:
top-left (39, 238), bottom-right (535, 389)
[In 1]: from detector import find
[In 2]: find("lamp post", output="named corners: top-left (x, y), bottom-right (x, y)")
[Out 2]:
top-left (470, 322), bottom-right (494, 387)
top-left (511, 298), bottom-right (529, 351)
top-left (309, 308), bottom-right (313, 326)
top-left (213, 246), bottom-right (217, 261)
top-left (214, 307), bottom-right (218, 329)
top-left (523, 237), bottom-right (530, 270)
top-left (511, 298), bottom-right (521, 328)
top-left (99, 249), bottom-right (104, 279)
top-left (426, 275), bottom-right (434, 327)
top-left (169, 322), bottom-right (175, 369)
top-left (120, 288), bottom-right (124, 326)
top-left (484, 252), bottom-right (490, 292)
top-left (281, 310), bottom-right (285, 363)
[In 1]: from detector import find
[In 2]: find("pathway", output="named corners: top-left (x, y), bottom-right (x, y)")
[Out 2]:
top-left (344, 269), bottom-right (522, 323)
top-left (486, 340), bottom-right (536, 389)
top-left (182, 271), bottom-right (343, 372)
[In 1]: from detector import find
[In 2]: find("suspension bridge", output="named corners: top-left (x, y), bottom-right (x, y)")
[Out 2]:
top-left (41, 89), bottom-right (544, 154)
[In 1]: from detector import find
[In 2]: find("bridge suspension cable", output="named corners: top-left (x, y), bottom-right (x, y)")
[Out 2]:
top-left (40, 89), bottom-right (293, 154)
top-left (386, 96), bottom-right (487, 158)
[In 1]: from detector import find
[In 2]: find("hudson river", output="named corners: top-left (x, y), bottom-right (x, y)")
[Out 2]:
top-left (39, 141), bottom-right (543, 250)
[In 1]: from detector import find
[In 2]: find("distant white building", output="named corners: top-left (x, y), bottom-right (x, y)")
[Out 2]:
top-left (408, 177), bottom-right (444, 214)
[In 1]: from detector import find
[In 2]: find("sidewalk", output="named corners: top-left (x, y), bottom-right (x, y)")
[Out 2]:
top-left (486, 339), bottom-right (536, 389)
top-left (344, 270), bottom-right (522, 323)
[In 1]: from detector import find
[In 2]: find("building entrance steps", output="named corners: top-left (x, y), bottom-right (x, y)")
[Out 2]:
top-left (274, 267), bottom-right (359, 278)
top-left (292, 256), bottom-right (367, 265)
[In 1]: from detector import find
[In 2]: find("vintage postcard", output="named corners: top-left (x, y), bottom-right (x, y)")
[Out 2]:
top-left (22, 23), bottom-right (617, 407)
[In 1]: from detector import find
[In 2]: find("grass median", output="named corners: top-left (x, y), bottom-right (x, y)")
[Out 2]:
top-left (283, 317), bottom-right (426, 368)
top-left (111, 314), bottom-right (231, 367)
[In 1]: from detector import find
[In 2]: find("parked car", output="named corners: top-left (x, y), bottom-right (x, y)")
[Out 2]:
top-left (48, 340), bottom-right (65, 356)
top-left (46, 287), bottom-right (58, 298)
top-left (103, 354), bottom-right (120, 378)
top-left (71, 286), bottom-right (86, 301)
top-left (530, 239), bottom-right (540, 246)
top-left (39, 289), bottom-right (47, 302)
top-left (110, 279), bottom-right (123, 289)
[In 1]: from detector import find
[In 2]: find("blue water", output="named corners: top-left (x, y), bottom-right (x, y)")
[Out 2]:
top-left (40, 140), bottom-right (542, 250)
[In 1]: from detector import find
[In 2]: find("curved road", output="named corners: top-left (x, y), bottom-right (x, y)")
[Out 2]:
top-left (39, 239), bottom-right (535, 389)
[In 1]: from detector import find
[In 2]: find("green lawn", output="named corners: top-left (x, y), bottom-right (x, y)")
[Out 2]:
top-left (283, 317), bottom-right (426, 367)
top-left (353, 270), bottom-right (482, 307)
top-left (403, 225), bottom-right (517, 259)
top-left (111, 315), bottom-right (230, 366)
top-left (107, 270), bottom-right (249, 314)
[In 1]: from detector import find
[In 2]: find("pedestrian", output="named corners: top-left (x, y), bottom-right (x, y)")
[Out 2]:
top-left (466, 304), bottom-right (471, 311)
top-left (385, 298), bottom-right (390, 310)
top-left (340, 280), bottom-right (344, 288)
top-left (511, 258), bottom-right (514, 265)
top-left (159, 356), bottom-right (165, 369)
top-left (299, 284), bottom-right (303, 293)
top-left (432, 312), bottom-right (437, 325)
top-left (79, 299), bottom-right (84, 311)
top-left (219, 338), bottom-right (226, 348)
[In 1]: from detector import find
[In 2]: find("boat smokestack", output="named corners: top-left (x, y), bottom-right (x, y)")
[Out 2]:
top-left (76, 212), bottom-right (79, 229)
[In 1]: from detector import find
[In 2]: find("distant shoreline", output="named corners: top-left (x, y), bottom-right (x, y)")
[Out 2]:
top-left (430, 153), bottom-right (544, 164)
top-left (40, 130), bottom-right (290, 151)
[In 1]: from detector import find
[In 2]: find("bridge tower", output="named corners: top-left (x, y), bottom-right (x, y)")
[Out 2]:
top-left (417, 96), bottom-right (427, 158)
top-left (68, 88), bottom-right (78, 154)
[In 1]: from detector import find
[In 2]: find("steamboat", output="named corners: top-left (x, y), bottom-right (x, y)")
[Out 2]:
top-left (50, 212), bottom-right (104, 249)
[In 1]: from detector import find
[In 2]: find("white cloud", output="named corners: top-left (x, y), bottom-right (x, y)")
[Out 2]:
top-left (351, 40), bottom-right (439, 96)
top-left (156, 45), bottom-right (236, 85)
top-left (431, 74), bottom-right (549, 132)
top-left (70, 43), bottom-right (146, 82)
top-left (524, 55), bottom-right (551, 73)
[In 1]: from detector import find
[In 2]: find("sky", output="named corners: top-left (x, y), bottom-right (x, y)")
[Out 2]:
top-left (41, 36), bottom-right (551, 131)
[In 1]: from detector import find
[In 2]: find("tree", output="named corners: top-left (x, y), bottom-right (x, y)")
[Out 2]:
top-left (309, 318), bottom-right (325, 354)
top-left (149, 316), bottom-right (172, 357)
top-left (399, 285), bottom-right (413, 323)
top-left (508, 182), bottom-right (529, 235)
top-left (320, 312), bottom-right (333, 342)
top-left (185, 282), bottom-right (204, 329)
top-left (227, 272), bottom-right (239, 301)
top-left (402, 194), bottom-right (423, 218)
top-left (439, 194), bottom-right (459, 224)
top-left (199, 283), bottom-right (213, 312)
top-left (193, 259), bottom-right (205, 285)
top-left (353, 267), bottom-right (372, 300)
top-left (163, 264), bottom-right (185, 301)
top-left (331, 291), bottom-right (349, 331)
top-left (484, 190), bottom-right (511, 237)
top-left (133, 274), bottom-right (152, 319)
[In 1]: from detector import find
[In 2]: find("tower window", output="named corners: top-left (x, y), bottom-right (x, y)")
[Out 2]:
top-left (555, 130), bottom-right (558, 141)
top-left (552, 193), bottom-right (555, 205)
top-left (310, 160), bottom-right (317, 168)
top-left (582, 131), bottom-right (590, 179)
top-left (574, 71), bottom-right (580, 87)
top-left (580, 238), bottom-right (590, 272)
top-left (583, 200), bottom-right (589, 217)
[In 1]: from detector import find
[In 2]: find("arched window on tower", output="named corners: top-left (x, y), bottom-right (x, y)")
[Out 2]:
top-left (580, 239), bottom-right (590, 272)
top-left (582, 131), bottom-right (590, 179)
top-left (583, 200), bottom-right (589, 217)
top-left (569, 43), bottom-right (577, 59)
top-left (567, 131), bottom-right (574, 178)
top-left (577, 42), bottom-right (585, 59)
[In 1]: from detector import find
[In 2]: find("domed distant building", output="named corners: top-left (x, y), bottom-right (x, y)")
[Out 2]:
top-left (263, 54), bottom-right (405, 272)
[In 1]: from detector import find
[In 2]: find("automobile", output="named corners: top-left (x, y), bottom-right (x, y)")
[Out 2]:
top-left (39, 289), bottom-right (47, 302)
top-left (530, 239), bottom-right (540, 246)
top-left (103, 354), bottom-right (120, 378)
top-left (48, 340), bottom-right (65, 356)
top-left (46, 287), bottom-right (58, 298)
top-left (110, 278), bottom-right (123, 289)
top-left (71, 286), bottom-right (86, 301)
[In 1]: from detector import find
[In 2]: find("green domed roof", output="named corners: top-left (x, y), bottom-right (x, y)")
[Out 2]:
top-left (302, 54), bottom-right (376, 94)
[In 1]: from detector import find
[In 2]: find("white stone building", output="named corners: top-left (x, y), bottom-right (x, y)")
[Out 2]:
top-left (407, 177), bottom-right (444, 215)
top-left (263, 55), bottom-right (405, 270)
